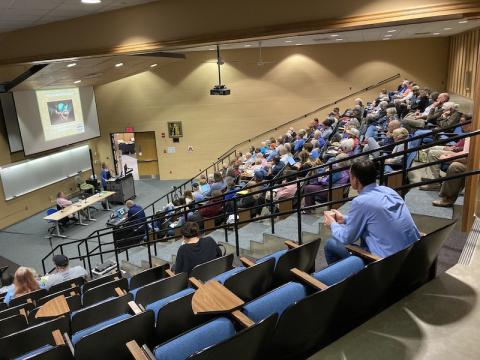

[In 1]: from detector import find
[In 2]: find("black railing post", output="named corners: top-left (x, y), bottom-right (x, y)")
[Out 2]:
top-left (114, 245), bottom-right (120, 273)
top-left (233, 198), bottom-right (240, 256)
top-left (269, 180), bottom-right (275, 234)
top-left (401, 140), bottom-right (409, 198)
top-left (223, 205), bottom-right (229, 243)
top-left (147, 239), bottom-right (153, 268)
top-left (328, 164), bottom-right (333, 210)
top-left (84, 239), bottom-right (93, 278)
top-left (97, 232), bottom-right (103, 263)
top-left (296, 181), bottom-right (303, 244)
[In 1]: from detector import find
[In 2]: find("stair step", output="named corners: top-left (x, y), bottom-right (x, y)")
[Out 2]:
top-left (120, 260), bottom-right (144, 277)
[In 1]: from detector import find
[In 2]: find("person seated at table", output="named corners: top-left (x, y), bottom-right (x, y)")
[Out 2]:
top-left (323, 158), bottom-right (420, 265)
top-left (173, 222), bottom-right (222, 275)
top-left (41, 255), bottom-right (87, 290)
top-left (56, 191), bottom-right (82, 223)
top-left (3, 267), bottom-right (41, 305)
top-left (126, 200), bottom-right (146, 229)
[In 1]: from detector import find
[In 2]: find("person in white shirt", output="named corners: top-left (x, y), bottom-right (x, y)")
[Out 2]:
top-left (41, 254), bottom-right (87, 290)
top-left (56, 192), bottom-right (72, 209)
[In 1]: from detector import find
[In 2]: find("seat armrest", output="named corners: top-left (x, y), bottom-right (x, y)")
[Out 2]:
top-left (52, 330), bottom-right (65, 346)
top-left (165, 269), bottom-right (175, 277)
top-left (239, 257), bottom-right (255, 267)
top-left (126, 340), bottom-right (154, 360)
top-left (290, 268), bottom-right (328, 291)
top-left (284, 240), bottom-right (300, 249)
top-left (345, 245), bottom-right (381, 262)
top-left (128, 301), bottom-right (143, 315)
top-left (189, 277), bottom-right (204, 289)
top-left (231, 310), bottom-right (255, 328)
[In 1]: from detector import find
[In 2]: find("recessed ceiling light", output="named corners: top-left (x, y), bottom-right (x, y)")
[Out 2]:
top-left (209, 48), bottom-right (215, 50)
top-left (150, 64), bottom-right (158, 68)
top-left (443, 27), bottom-right (452, 31)
top-left (285, 40), bottom-right (293, 43)
top-left (383, 38), bottom-right (390, 40)
top-left (81, 0), bottom-right (101, 3)
top-left (244, 44), bottom-right (252, 47)
top-left (459, 20), bottom-right (468, 24)
top-left (384, 34), bottom-right (392, 37)
top-left (115, 63), bottom-right (124, 67)
top-left (330, 34), bottom-right (339, 37)
top-left (74, 80), bottom-right (82, 84)
top-left (295, 43), bottom-right (302, 46)
top-left (336, 38), bottom-right (343, 41)
top-left (387, 29), bottom-right (397, 33)
top-left (433, 32), bottom-right (441, 35)
top-left (67, 63), bottom-right (77, 68)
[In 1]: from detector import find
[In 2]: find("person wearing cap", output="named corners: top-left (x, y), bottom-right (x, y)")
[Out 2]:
top-left (191, 183), bottom-right (205, 203)
top-left (41, 255), bottom-right (87, 290)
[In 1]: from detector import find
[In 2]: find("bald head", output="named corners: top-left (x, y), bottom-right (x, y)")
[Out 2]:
top-left (126, 200), bottom-right (134, 208)
top-left (388, 120), bottom-right (401, 132)
top-left (437, 93), bottom-right (449, 104)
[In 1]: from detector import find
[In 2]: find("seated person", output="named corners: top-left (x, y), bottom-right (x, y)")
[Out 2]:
top-left (271, 156), bottom-right (286, 178)
top-left (383, 128), bottom-right (410, 173)
top-left (363, 120), bottom-right (401, 156)
top-left (41, 255), bottom-right (87, 290)
top-left (173, 222), bottom-right (222, 275)
top-left (320, 118), bottom-right (335, 139)
top-left (420, 113), bottom-right (471, 190)
top-left (3, 267), bottom-right (41, 305)
top-left (209, 172), bottom-right (226, 195)
top-left (198, 190), bottom-right (224, 225)
top-left (198, 175), bottom-right (211, 196)
top-left (323, 159), bottom-right (420, 265)
top-left (126, 200), bottom-right (147, 228)
top-left (56, 191), bottom-right (72, 209)
top-left (191, 183), bottom-right (206, 203)
top-left (430, 159), bottom-right (468, 208)
top-left (303, 153), bottom-right (350, 213)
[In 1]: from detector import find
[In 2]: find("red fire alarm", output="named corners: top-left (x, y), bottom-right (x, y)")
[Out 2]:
top-left (125, 127), bottom-right (134, 133)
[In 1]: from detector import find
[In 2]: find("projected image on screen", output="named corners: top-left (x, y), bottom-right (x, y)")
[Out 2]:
top-left (36, 88), bottom-right (85, 142)
top-left (47, 100), bottom-right (75, 125)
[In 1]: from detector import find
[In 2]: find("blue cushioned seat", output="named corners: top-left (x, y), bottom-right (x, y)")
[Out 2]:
top-left (129, 286), bottom-right (141, 300)
top-left (153, 317), bottom-right (235, 360)
top-left (72, 313), bottom-right (131, 345)
top-left (146, 288), bottom-right (195, 322)
top-left (256, 249), bottom-right (288, 266)
top-left (211, 267), bottom-right (245, 284)
top-left (312, 256), bottom-right (364, 286)
top-left (243, 282), bottom-right (307, 323)
top-left (14, 344), bottom-right (54, 360)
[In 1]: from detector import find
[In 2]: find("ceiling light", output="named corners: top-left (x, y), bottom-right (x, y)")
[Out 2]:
top-left (115, 63), bottom-right (124, 67)
top-left (443, 27), bottom-right (452, 30)
top-left (459, 20), bottom-right (468, 24)
top-left (74, 80), bottom-right (82, 84)
top-left (387, 29), bottom-right (397, 33)
top-left (433, 32), bottom-right (441, 35)
top-left (336, 38), bottom-right (343, 41)
top-left (295, 43), bottom-right (302, 46)
top-left (150, 64), bottom-right (158, 68)
top-left (285, 40), bottom-right (293, 43)
top-left (81, 0), bottom-right (102, 4)
top-left (244, 44), bottom-right (252, 47)
top-left (67, 63), bottom-right (77, 68)
top-left (330, 34), bottom-right (339, 37)
top-left (384, 35), bottom-right (392, 37)
top-left (383, 38), bottom-right (390, 40)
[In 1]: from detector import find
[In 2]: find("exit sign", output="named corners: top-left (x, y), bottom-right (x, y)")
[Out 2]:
top-left (125, 127), bottom-right (134, 133)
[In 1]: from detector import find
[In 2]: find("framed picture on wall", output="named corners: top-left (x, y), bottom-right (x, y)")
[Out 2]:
top-left (167, 121), bottom-right (183, 138)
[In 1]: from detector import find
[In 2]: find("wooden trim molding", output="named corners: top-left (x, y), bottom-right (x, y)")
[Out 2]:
top-left (1, 1), bottom-right (480, 65)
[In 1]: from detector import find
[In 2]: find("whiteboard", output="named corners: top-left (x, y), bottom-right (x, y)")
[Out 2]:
top-left (0, 145), bottom-right (91, 200)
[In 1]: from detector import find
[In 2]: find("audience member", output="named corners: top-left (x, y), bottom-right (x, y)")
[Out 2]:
top-left (41, 255), bottom-right (87, 290)
top-left (173, 222), bottom-right (222, 275)
top-left (3, 267), bottom-right (41, 304)
top-left (126, 200), bottom-right (146, 228)
top-left (323, 159), bottom-right (420, 264)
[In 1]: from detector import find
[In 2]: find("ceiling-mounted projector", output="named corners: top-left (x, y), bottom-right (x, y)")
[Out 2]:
top-left (210, 45), bottom-right (231, 96)
top-left (210, 84), bottom-right (230, 96)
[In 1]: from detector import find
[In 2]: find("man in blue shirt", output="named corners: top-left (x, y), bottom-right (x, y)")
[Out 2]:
top-left (126, 200), bottom-right (146, 228)
top-left (323, 159), bottom-right (420, 264)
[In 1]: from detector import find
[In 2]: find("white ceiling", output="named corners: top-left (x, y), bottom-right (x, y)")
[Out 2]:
top-left (0, 0), bottom-right (157, 33)
top-left (180, 18), bottom-right (480, 52)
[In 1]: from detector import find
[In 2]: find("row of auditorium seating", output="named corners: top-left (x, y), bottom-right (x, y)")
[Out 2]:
top-left (0, 220), bottom-right (455, 359)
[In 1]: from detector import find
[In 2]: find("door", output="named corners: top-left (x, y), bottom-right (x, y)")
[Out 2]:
top-left (135, 131), bottom-right (160, 179)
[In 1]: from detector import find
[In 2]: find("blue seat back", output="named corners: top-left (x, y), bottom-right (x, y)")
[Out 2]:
top-left (243, 282), bottom-right (307, 323)
top-left (312, 256), bottom-right (364, 286)
top-left (154, 317), bottom-right (236, 360)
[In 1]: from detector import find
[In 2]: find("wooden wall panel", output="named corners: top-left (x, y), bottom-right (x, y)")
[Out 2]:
top-left (447, 28), bottom-right (480, 99)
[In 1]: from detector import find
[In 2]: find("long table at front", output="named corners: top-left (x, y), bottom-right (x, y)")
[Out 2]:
top-left (43, 191), bottom-right (115, 238)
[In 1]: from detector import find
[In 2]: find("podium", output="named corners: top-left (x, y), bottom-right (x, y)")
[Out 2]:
top-left (106, 173), bottom-right (135, 204)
